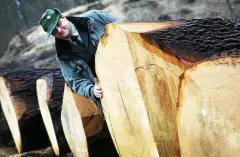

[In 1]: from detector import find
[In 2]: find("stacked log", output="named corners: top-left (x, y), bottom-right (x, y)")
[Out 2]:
top-left (0, 69), bottom-right (53, 153)
top-left (177, 57), bottom-right (240, 157)
top-left (61, 84), bottom-right (105, 157)
top-left (0, 19), bottom-right (239, 157)
top-left (36, 70), bottom-right (68, 156)
top-left (0, 68), bottom-right (117, 156)
top-left (95, 18), bottom-right (240, 157)
top-left (0, 69), bottom-right (14, 146)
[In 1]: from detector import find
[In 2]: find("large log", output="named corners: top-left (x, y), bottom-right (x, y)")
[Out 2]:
top-left (0, 69), bottom-right (54, 153)
top-left (61, 84), bottom-right (105, 157)
top-left (0, 69), bottom-right (15, 147)
top-left (95, 18), bottom-right (240, 157)
top-left (36, 70), bottom-right (68, 156)
top-left (177, 57), bottom-right (240, 157)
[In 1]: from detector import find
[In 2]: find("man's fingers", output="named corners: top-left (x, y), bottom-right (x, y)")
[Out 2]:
top-left (94, 80), bottom-right (103, 98)
top-left (95, 93), bottom-right (103, 98)
top-left (94, 88), bottom-right (103, 94)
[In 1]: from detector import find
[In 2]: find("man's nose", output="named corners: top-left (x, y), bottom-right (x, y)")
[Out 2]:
top-left (55, 27), bottom-right (61, 32)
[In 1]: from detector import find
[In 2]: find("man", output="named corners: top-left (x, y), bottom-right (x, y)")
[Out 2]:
top-left (39, 8), bottom-right (120, 111)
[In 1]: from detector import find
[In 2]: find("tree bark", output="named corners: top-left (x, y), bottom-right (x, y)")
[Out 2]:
top-left (96, 19), bottom-right (240, 157)
top-left (177, 57), bottom-right (240, 157)
top-left (0, 69), bottom-right (56, 153)
top-left (36, 70), bottom-right (68, 156)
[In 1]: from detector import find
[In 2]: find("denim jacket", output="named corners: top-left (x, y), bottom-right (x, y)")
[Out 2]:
top-left (55, 10), bottom-right (120, 111)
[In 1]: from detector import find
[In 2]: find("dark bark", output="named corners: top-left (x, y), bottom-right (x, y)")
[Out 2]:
top-left (0, 69), bottom-right (60, 152)
top-left (42, 70), bottom-right (64, 112)
top-left (143, 18), bottom-right (240, 64)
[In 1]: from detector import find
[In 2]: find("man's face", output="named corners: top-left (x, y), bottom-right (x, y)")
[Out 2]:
top-left (52, 14), bottom-right (71, 39)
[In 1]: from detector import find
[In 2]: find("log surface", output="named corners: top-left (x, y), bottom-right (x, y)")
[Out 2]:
top-left (96, 19), bottom-right (240, 157)
top-left (177, 57), bottom-right (240, 157)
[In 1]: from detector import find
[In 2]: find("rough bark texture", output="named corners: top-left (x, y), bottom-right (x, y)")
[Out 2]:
top-left (143, 18), bottom-right (240, 65)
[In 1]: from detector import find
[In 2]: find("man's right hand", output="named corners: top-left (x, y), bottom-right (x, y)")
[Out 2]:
top-left (94, 78), bottom-right (103, 98)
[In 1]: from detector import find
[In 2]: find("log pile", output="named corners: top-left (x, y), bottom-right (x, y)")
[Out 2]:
top-left (95, 18), bottom-right (240, 157)
top-left (1, 18), bottom-right (240, 157)
top-left (0, 69), bottom-right (53, 153)
top-left (0, 69), bottom-right (117, 157)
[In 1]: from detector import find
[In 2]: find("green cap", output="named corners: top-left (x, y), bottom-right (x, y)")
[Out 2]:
top-left (39, 8), bottom-right (61, 39)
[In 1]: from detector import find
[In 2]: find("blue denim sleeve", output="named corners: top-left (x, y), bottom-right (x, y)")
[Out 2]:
top-left (57, 58), bottom-right (95, 100)
top-left (92, 10), bottom-right (120, 24)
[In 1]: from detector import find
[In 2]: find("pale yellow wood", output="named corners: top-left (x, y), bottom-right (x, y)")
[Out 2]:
top-left (117, 22), bottom-right (179, 33)
top-left (37, 79), bottom-right (60, 156)
top-left (0, 77), bottom-right (22, 153)
top-left (96, 23), bottom-right (183, 157)
top-left (177, 57), bottom-right (240, 157)
top-left (61, 84), bottom-right (89, 157)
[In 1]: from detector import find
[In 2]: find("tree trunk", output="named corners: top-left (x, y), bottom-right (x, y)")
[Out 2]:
top-left (36, 70), bottom-right (68, 156)
top-left (0, 69), bottom-right (55, 153)
top-left (95, 19), bottom-right (240, 157)
top-left (61, 84), bottom-right (106, 157)
top-left (0, 69), bottom-right (16, 147)
top-left (177, 57), bottom-right (240, 157)
top-left (61, 84), bottom-right (89, 157)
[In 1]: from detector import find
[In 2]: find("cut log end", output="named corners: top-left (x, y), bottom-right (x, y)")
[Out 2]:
top-left (37, 79), bottom-right (60, 156)
top-left (0, 77), bottom-right (22, 153)
top-left (61, 84), bottom-right (89, 157)
top-left (97, 22), bottom-right (181, 157)
top-left (178, 57), bottom-right (240, 157)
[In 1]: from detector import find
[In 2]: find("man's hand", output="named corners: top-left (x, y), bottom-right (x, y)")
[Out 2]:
top-left (94, 78), bottom-right (103, 98)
